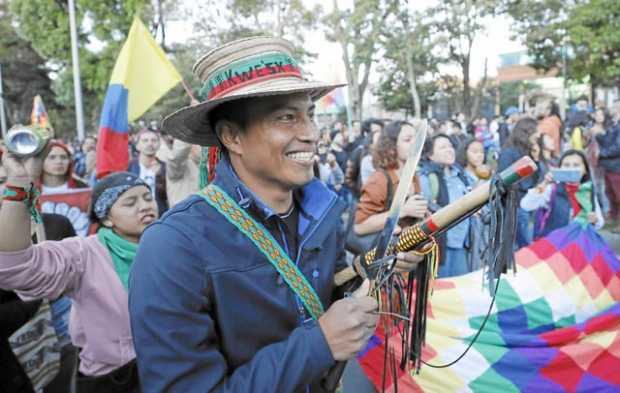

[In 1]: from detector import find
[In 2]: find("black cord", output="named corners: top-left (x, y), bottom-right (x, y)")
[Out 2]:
top-left (420, 274), bottom-right (501, 368)
top-left (414, 175), bottom-right (511, 369)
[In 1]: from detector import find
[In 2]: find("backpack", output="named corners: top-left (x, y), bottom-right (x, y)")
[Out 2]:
top-left (344, 170), bottom-right (394, 255)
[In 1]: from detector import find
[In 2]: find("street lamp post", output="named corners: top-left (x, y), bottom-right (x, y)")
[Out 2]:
top-left (68, 0), bottom-right (85, 141)
top-left (0, 64), bottom-right (7, 138)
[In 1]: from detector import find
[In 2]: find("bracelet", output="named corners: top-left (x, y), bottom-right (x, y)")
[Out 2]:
top-left (3, 183), bottom-right (43, 223)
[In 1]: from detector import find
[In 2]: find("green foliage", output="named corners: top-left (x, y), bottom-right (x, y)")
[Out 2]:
top-left (426, 0), bottom-right (495, 118)
top-left (505, 0), bottom-right (620, 87)
top-left (567, 0), bottom-right (620, 86)
top-left (501, 0), bottom-right (567, 73)
top-left (498, 80), bottom-right (541, 114)
top-left (376, 62), bottom-right (413, 112)
top-left (0, 2), bottom-right (58, 130)
top-left (8, 0), bottom-right (151, 136)
top-left (375, 65), bottom-right (435, 116)
top-left (179, 0), bottom-right (321, 62)
top-left (376, 7), bottom-right (438, 117)
top-left (323, 0), bottom-right (398, 119)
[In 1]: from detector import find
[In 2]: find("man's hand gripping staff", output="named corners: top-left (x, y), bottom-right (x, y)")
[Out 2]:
top-left (322, 156), bottom-right (537, 391)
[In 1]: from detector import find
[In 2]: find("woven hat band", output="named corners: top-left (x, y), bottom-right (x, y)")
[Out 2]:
top-left (202, 52), bottom-right (302, 100)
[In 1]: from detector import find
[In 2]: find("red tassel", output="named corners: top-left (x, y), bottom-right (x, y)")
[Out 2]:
top-left (207, 146), bottom-right (220, 183)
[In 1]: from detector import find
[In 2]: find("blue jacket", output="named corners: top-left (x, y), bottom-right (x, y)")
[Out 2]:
top-left (596, 121), bottom-right (620, 173)
top-left (418, 161), bottom-right (472, 249)
top-left (129, 157), bottom-right (347, 392)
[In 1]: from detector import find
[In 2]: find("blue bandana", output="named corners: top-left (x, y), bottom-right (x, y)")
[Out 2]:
top-left (91, 172), bottom-right (149, 220)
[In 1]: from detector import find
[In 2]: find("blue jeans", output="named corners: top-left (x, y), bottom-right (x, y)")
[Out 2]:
top-left (516, 207), bottom-right (532, 249)
top-left (438, 247), bottom-right (469, 278)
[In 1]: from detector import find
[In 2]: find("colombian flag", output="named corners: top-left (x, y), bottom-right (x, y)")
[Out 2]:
top-left (31, 95), bottom-right (51, 131)
top-left (96, 17), bottom-right (181, 178)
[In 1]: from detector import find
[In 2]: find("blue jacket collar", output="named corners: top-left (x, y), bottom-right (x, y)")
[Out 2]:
top-left (211, 156), bottom-right (338, 230)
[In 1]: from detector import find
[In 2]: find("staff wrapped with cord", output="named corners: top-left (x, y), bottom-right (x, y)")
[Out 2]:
top-left (335, 156), bottom-right (538, 286)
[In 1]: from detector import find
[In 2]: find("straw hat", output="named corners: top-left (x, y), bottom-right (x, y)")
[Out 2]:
top-left (162, 36), bottom-right (345, 146)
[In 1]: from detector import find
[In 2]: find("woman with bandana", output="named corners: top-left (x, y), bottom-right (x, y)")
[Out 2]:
top-left (0, 146), bottom-right (158, 393)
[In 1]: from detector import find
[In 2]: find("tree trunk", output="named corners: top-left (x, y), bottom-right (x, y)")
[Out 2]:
top-left (462, 58), bottom-right (471, 119)
top-left (156, 0), bottom-right (166, 50)
top-left (471, 57), bottom-right (488, 119)
top-left (406, 51), bottom-right (421, 118)
top-left (275, 0), bottom-right (284, 37)
top-left (330, 0), bottom-right (393, 121)
top-left (590, 72), bottom-right (596, 105)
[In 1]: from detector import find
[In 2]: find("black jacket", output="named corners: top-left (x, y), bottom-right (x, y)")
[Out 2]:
top-left (497, 147), bottom-right (541, 201)
top-left (596, 122), bottom-right (620, 173)
top-left (0, 290), bottom-right (41, 393)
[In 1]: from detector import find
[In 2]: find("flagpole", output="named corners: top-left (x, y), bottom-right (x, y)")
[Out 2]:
top-left (68, 0), bottom-right (85, 141)
top-left (0, 64), bottom-right (7, 138)
top-left (180, 79), bottom-right (197, 102)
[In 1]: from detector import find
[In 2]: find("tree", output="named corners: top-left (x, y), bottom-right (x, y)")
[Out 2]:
top-left (374, 67), bottom-right (436, 118)
top-left (500, 0), bottom-right (568, 73)
top-left (561, 0), bottom-right (620, 89)
top-left (498, 80), bottom-right (541, 113)
top-left (9, 0), bottom-right (153, 135)
top-left (471, 57), bottom-right (488, 119)
top-left (324, 0), bottom-right (397, 121)
top-left (504, 0), bottom-right (620, 94)
top-left (378, 3), bottom-right (437, 118)
top-left (427, 0), bottom-right (493, 119)
top-left (0, 2), bottom-right (59, 131)
top-left (177, 0), bottom-right (322, 61)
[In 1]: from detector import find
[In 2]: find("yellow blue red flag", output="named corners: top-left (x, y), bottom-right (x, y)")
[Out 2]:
top-left (96, 17), bottom-right (182, 178)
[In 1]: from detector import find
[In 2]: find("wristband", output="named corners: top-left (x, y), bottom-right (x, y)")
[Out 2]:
top-left (3, 185), bottom-right (30, 201)
top-left (3, 183), bottom-right (43, 223)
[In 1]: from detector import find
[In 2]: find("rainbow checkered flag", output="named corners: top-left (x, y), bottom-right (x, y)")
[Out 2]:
top-left (359, 222), bottom-right (620, 392)
top-left (316, 87), bottom-right (345, 114)
top-left (30, 94), bottom-right (52, 132)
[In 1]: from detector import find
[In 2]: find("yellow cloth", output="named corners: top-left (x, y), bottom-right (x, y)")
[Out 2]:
top-left (110, 17), bottom-right (181, 121)
top-left (571, 127), bottom-right (584, 150)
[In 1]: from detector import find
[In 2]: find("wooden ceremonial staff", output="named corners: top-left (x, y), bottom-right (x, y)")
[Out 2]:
top-left (323, 156), bottom-right (537, 392)
top-left (334, 155), bottom-right (538, 286)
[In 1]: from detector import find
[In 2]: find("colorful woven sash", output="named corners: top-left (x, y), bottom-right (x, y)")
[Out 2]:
top-left (198, 184), bottom-right (324, 320)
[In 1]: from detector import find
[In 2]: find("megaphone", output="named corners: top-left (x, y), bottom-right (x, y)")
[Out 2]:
top-left (5, 124), bottom-right (51, 158)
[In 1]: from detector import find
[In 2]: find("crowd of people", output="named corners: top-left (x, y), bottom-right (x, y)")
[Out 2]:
top-left (316, 96), bottom-right (619, 263)
top-left (0, 34), bottom-right (619, 393)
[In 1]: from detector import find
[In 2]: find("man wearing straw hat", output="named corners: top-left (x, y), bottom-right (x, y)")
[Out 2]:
top-left (129, 36), bottom-right (420, 392)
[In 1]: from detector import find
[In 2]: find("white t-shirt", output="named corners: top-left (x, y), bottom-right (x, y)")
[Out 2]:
top-left (42, 182), bottom-right (69, 195)
top-left (139, 163), bottom-right (157, 198)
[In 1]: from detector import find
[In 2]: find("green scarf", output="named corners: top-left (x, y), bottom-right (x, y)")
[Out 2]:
top-left (574, 181), bottom-right (594, 225)
top-left (97, 228), bottom-right (138, 290)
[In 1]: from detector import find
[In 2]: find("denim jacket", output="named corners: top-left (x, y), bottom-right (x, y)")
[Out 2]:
top-left (419, 164), bottom-right (471, 249)
top-left (129, 157), bottom-right (347, 393)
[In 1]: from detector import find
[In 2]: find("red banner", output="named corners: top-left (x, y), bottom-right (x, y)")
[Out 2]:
top-left (40, 189), bottom-right (93, 237)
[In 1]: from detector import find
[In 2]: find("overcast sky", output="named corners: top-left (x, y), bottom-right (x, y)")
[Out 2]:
top-left (167, 1), bottom-right (526, 84)
top-left (303, 0), bottom-right (525, 84)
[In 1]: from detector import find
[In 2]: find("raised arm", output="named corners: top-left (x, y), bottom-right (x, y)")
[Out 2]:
top-left (0, 148), bottom-right (36, 252)
top-left (166, 139), bottom-right (193, 181)
top-left (0, 148), bottom-right (85, 300)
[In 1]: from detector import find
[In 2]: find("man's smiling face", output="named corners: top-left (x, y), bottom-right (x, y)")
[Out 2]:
top-left (225, 92), bottom-right (319, 193)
